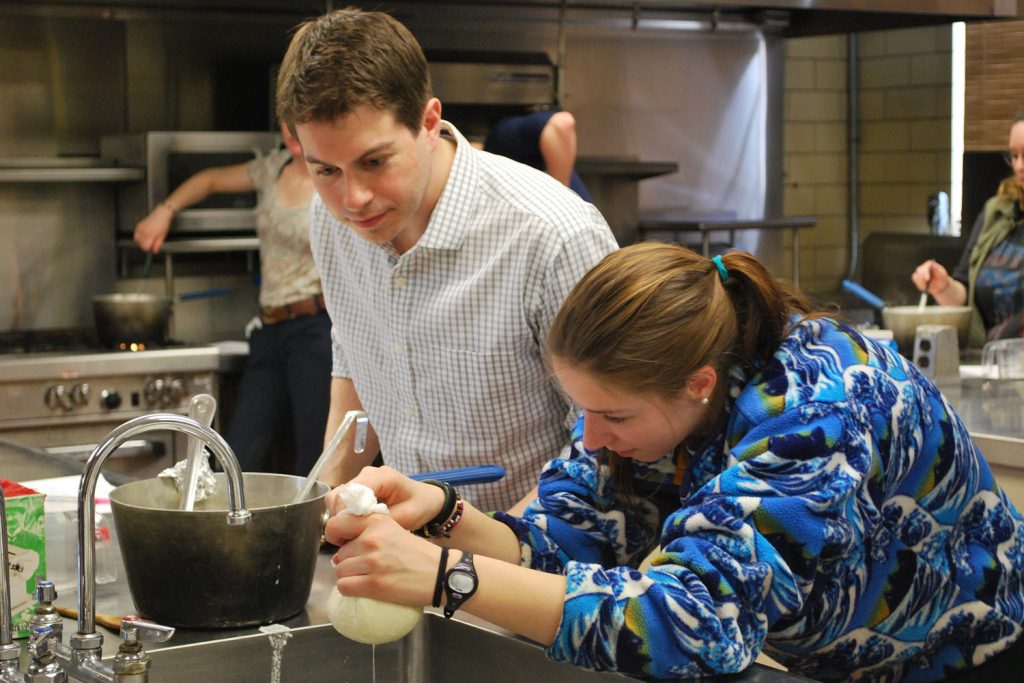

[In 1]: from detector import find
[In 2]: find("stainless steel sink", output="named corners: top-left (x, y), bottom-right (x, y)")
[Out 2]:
top-left (145, 613), bottom-right (625, 682)
top-left (144, 611), bottom-right (815, 682)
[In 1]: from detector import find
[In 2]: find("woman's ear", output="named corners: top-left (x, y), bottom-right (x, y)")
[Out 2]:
top-left (685, 365), bottom-right (718, 403)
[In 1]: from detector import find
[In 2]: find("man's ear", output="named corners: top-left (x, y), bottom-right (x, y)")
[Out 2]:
top-left (421, 98), bottom-right (443, 141)
top-left (685, 365), bottom-right (718, 402)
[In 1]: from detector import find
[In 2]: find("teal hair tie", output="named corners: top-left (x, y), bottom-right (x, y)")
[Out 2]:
top-left (712, 254), bottom-right (730, 282)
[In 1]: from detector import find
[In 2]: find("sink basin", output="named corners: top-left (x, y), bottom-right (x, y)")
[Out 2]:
top-left (143, 611), bottom-right (813, 682)
top-left (145, 613), bottom-right (625, 682)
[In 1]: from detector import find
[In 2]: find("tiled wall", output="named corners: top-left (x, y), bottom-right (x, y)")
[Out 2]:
top-left (782, 26), bottom-right (953, 296)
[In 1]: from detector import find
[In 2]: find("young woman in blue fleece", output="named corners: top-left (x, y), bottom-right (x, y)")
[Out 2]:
top-left (325, 242), bottom-right (1024, 682)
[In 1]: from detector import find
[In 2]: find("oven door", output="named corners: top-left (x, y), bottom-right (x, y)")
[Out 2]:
top-left (0, 415), bottom-right (184, 480)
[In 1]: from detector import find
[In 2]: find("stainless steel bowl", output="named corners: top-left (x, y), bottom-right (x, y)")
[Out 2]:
top-left (881, 305), bottom-right (972, 354)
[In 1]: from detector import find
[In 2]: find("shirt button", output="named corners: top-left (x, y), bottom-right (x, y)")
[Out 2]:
top-left (394, 275), bottom-right (407, 288)
top-left (393, 343), bottom-right (405, 355)
top-left (404, 406), bottom-right (417, 417)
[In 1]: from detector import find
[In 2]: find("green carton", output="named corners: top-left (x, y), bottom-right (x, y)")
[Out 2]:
top-left (2, 479), bottom-right (46, 639)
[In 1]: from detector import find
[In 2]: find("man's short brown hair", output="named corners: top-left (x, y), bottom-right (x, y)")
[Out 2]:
top-left (276, 8), bottom-right (432, 136)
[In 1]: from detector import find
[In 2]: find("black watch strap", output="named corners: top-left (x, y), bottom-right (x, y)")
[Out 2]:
top-left (443, 551), bottom-right (478, 619)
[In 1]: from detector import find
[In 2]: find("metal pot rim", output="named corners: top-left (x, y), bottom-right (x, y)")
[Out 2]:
top-left (884, 305), bottom-right (972, 314)
top-left (92, 292), bottom-right (173, 304)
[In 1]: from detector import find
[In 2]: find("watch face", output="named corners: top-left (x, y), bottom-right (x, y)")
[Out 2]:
top-left (448, 570), bottom-right (475, 594)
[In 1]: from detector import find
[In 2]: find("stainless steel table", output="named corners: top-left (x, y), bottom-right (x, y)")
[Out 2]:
top-left (637, 215), bottom-right (816, 287)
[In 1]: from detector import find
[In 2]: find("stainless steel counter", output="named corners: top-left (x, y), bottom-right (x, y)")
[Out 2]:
top-left (942, 371), bottom-right (1024, 469)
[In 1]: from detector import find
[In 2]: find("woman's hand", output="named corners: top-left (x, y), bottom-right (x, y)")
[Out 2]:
top-left (133, 204), bottom-right (175, 254)
top-left (911, 259), bottom-right (948, 295)
top-left (327, 510), bottom-right (442, 607)
top-left (911, 259), bottom-right (968, 306)
top-left (325, 465), bottom-right (446, 533)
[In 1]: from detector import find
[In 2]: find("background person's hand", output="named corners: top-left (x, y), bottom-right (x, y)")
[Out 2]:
top-left (133, 203), bottom-right (174, 253)
top-left (911, 259), bottom-right (950, 296)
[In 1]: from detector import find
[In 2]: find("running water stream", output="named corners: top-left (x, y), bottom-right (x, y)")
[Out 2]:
top-left (259, 624), bottom-right (293, 683)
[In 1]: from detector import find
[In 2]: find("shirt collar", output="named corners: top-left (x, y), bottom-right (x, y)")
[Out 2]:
top-left (413, 121), bottom-right (479, 252)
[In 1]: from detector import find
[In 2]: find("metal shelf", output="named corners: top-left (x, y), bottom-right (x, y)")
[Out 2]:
top-left (116, 237), bottom-right (259, 253)
top-left (0, 158), bottom-right (144, 183)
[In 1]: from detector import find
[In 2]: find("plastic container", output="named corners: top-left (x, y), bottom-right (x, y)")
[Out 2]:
top-left (45, 509), bottom-right (119, 591)
top-left (982, 338), bottom-right (1024, 379)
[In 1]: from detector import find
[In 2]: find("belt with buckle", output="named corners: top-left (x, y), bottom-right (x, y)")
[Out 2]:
top-left (260, 294), bottom-right (326, 325)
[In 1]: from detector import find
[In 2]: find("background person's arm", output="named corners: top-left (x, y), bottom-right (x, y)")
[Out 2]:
top-left (538, 111), bottom-right (578, 187)
top-left (320, 376), bottom-right (381, 486)
top-left (134, 162), bottom-right (253, 254)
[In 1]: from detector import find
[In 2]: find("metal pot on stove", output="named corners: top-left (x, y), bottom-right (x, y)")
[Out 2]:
top-left (92, 293), bottom-right (173, 348)
top-left (92, 289), bottom-right (229, 348)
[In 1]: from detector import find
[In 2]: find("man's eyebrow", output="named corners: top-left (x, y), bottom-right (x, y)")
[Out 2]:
top-left (305, 142), bottom-right (394, 167)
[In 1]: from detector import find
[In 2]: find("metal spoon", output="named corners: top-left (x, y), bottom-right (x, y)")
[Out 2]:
top-left (917, 260), bottom-right (933, 312)
top-left (179, 393), bottom-right (217, 511)
top-left (291, 410), bottom-right (368, 505)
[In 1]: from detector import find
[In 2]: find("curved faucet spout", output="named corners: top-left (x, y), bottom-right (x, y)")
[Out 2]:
top-left (76, 413), bottom-right (252, 637)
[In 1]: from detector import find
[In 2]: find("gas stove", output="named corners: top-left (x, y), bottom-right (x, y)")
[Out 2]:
top-left (0, 329), bottom-right (242, 479)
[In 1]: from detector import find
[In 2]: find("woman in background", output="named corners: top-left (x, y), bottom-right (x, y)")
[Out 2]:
top-left (912, 109), bottom-right (1024, 345)
top-left (134, 123), bottom-right (330, 475)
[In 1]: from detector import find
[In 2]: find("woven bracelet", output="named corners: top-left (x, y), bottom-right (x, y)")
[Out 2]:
top-left (414, 480), bottom-right (459, 538)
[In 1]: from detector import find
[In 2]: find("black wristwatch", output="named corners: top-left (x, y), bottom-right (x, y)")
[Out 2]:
top-left (443, 551), bottom-right (478, 619)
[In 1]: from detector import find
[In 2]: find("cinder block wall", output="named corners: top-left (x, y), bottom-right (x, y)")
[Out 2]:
top-left (782, 34), bottom-right (850, 295)
top-left (782, 26), bottom-right (953, 297)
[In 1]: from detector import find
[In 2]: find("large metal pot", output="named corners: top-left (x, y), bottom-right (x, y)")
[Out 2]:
top-left (108, 473), bottom-right (328, 629)
top-left (92, 288), bottom-right (229, 347)
top-left (92, 293), bottom-right (172, 348)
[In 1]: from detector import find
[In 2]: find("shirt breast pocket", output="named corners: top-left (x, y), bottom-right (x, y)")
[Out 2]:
top-left (419, 338), bottom-right (547, 447)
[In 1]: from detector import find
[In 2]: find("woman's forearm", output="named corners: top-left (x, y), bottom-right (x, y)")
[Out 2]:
top-left (444, 504), bottom-right (523, 565)
top-left (457, 552), bottom-right (566, 646)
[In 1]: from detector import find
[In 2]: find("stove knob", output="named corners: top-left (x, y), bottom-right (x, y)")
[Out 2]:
top-left (44, 384), bottom-right (73, 411)
top-left (70, 383), bottom-right (91, 406)
top-left (168, 378), bottom-right (188, 405)
top-left (144, 379), bottom-right (165, 407)
top-left (100, 389), bottom-right (122, 411)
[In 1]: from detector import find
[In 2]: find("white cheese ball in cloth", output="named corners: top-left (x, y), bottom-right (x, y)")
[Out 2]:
top-left (326, 587), bottom-right (423, 644)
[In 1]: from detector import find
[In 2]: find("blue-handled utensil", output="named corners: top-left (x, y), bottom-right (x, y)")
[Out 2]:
top-left (841, 279), bottom-right (886, 311)
top-left (410, 464), bottom-right (505, 486)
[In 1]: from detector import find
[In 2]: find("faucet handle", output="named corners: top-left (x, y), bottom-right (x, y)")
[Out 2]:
top-left (27, 626), bottom-right (54, 659)
top-left (119, 616), bottom-right (175, 645)
top-left (354, 415), bottom-right (369, 453)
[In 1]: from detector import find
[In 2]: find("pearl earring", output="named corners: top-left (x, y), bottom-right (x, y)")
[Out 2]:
top-left (700, 397), bottom-right (710, 406)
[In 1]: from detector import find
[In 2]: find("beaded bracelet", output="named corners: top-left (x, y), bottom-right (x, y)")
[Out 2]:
top-left (159, 200), bottom-right (177, 215)
top-left (414, 480), bottom-right (463, 538)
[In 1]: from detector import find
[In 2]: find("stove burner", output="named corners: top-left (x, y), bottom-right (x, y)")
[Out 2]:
top-left (0, 328), bottom-right (186, 356)
top-left (0, 327), bottom-right (100, 355)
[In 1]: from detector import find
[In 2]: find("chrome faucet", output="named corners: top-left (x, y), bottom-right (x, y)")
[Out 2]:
top-left (61, 413), bottom-right (253, 683)
top-left (1, 485), bottom-right (24, 683)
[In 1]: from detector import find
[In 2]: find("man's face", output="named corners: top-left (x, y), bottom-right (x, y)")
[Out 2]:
top-left (296, 101), bottom-right (443, 254)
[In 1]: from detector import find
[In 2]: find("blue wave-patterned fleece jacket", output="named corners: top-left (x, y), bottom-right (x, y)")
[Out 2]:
top-left (494, 318), bottom-right (1024, 682)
